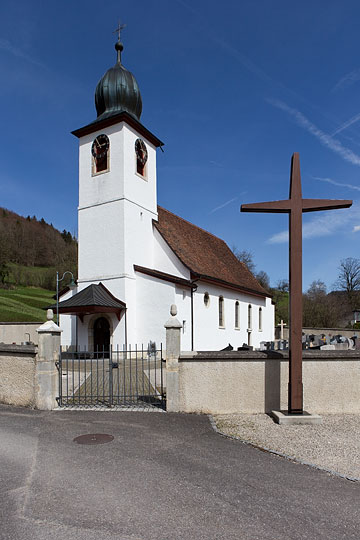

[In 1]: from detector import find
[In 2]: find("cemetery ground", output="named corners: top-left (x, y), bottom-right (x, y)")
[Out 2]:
top-left (213, 413), bottom-right (360, 481)
top-left (1, 405), bottom-right (359, 540)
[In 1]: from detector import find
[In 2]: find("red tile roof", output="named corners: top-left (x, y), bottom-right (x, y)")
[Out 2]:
top-left (154, 206), bottom-right (270, 298)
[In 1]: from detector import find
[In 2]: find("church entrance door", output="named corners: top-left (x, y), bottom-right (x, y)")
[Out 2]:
top-left (93, 317), bottom-right (110, 354)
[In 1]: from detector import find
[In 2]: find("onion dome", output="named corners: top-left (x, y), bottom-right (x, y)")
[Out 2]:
top-left (95, 39), bottom-right (142, 121)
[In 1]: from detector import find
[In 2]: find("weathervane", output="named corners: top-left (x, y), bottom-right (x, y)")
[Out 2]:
top-left (241, 153), bottom-right (352, 415)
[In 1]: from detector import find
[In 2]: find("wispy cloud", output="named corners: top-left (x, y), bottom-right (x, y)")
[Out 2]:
top-left (210, 197), bottom-right (238, 214)
top-left (209, 160), bottom-right (223, 167)
top-left (332, 68), bottom-right (360, 92)
top-left (314, 176), bottom-right (360, 192)
top-left (353, 225), bottom-right (360, 232)
top-left (0, 38), bottom-right (45, 68)
top-left (267, 98), bottom-right (360, 166)
top-left (331, 112), bottom-right (360, 136)
top-left (267, 202), bottom-right (360, 244)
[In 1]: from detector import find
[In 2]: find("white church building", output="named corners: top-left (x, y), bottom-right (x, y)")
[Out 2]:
top-left (58, 36), bottom-right (274, 352)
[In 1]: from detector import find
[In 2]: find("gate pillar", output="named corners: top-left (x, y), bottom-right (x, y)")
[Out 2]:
top-left (36, 309), bottom-right (62, 410)
top-left (164, 305), bottom-right (182, 412)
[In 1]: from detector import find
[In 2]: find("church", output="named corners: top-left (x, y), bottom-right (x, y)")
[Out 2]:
top-left (58, 35), bottom-right (274, 352)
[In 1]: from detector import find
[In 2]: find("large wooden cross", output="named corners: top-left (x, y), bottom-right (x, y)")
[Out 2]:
top-left (241, 153), bottom-right (352, 414)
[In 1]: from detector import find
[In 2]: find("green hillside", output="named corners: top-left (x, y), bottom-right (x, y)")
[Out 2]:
top-left (0, 207), bottom-right (77, 322)
top-left (0, 287), bottom-right (55, 322)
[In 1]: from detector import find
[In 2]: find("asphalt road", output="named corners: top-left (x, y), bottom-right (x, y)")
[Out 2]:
top-left (0, 405), bottom-right (359, 540)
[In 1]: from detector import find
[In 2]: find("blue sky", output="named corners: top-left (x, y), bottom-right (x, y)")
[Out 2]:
top-left (1, 0), bottom-right (360, 290)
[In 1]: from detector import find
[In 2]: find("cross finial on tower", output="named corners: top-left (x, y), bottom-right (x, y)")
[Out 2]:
top-left (113, 20), bottom-right (126, 63)
top-left (113, 20), bottom-right (126, 43)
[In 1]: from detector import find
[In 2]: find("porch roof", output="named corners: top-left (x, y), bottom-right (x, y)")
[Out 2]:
top-left (53, 283), bottom-right (126, 321)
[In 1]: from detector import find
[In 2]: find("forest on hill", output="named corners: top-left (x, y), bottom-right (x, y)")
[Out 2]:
top-left (0, 208), bottom-right (77, 290)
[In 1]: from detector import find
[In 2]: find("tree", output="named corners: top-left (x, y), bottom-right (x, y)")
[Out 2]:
top-left (336, 257), bottom-right (360, 309)
top-left (303, 280), bottom-right (341, 327)
top-left (255, 270), bottom-right (270, 290)
top-left (337, 257), bottom-right (360, 293)
top-left (271, 283), bottom-right (289, 325)
top-left (276, 279), bottom-right (289, 293)
top-left (232, 247), bottom-right (256, 274)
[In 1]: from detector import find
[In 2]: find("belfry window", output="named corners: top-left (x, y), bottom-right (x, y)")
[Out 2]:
top-left (91, 134), bottom-right (110, 174)
top-left (219, 296), bottom-right (225, 327)
top-left (135, 138), bottom-right (148, 177)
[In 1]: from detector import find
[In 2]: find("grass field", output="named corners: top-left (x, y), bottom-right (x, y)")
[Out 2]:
top-left (0, 286), bottom-right (55, 322)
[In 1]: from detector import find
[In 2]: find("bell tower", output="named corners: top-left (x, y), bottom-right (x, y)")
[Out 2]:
top-left (72, 33), bottom-right (163, 341)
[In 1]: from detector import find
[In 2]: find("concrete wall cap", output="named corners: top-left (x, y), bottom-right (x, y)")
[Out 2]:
top-left (164, 317), bottom-right (182, 329)
top-left (36, 320), bottom-right (63, 334)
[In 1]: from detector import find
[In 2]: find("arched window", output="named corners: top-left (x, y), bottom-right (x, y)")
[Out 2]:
top-left (259, 307), bottom-right (262, 331)
top-left (204, 292), bottom-right (210, 307)
top-left (248, 304), bottom-right (252, 330)
top-left (219, 296), bottom-right (224, 327)
top-left (235, 301), bottom-right (240, 329)
top-left (91, 134), bottom-right (110, 175)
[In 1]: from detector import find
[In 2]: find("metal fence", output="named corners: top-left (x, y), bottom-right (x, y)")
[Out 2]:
top-left (56, 345), bottom-right (165, 409)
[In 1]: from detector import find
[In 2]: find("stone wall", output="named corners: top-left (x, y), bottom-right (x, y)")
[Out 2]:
top-left (0, 344), bottom-right (37, 407)
top-left (176, 350), bottom-right (360, 414)
top-left (0, 318), bottom-right (61, 410)
top-left (0, 322), bottom-right (41, 345)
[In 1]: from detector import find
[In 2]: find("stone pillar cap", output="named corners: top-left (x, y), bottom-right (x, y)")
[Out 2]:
top-left (164, 304), bottom-right (182, 329)
top-left (37, 320), bottom-right (62, 333)
top-left (164, 318), bottom-right (182, 329)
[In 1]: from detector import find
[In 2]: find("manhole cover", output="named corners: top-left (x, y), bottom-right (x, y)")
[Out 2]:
top-left (73, 434), bottom-right (114, 445)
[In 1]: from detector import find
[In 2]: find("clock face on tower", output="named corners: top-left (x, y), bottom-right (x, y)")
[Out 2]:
top-left (135, 138), bottom-right (148, 166)
top-left (91, 134), bottom-right (110, 160)
top-left (91, 134), bottom-right (109, 174)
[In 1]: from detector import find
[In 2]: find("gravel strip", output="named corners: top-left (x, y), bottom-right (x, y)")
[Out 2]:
top-left (213, 413), bottom-right (360, 481)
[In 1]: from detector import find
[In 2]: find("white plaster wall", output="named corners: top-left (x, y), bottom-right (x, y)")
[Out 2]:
top-left (58, 288), bottom-right (79, 348)
top-left (192, 282), bottom-right (274, 351)
top-left (59, 315), bottom-right (74, 347)
top-left (135, 273), bottom-right (177, 348)
top-left (123, 199), bottom-right (157, 274)
top-left (78, 201), bottom-right (125, 281)
top-left (78, 123), bottom-right (157, 213)
top-left (153, 228), bottom-right (191, 279)
top-left (174, 287), bottom-right (192, 351)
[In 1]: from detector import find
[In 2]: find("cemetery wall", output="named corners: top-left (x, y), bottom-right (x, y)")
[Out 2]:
top-left (0, 344), bottom-right (38, 407)
top-left (177, 350), bottom-right (360, 414)
top-left (0, 322), bottom-right (41, 345)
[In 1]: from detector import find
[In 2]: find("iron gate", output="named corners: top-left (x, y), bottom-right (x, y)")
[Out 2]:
top-left (56, 345), bottom-right (165, 409)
